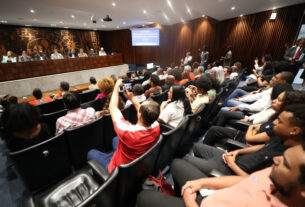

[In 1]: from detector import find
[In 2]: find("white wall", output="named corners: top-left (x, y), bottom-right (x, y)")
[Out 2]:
top-left (0, 64), bottom-right (128, 97)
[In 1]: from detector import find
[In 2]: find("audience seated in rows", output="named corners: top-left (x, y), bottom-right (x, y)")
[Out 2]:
top-left (87, 79), bottom-right (160, 173)
top-left (186, 75), bottom-right (212, 113)
top-left (210, 66), bottom-right (225, 86)
top-left (144, 75), bottom-right (162, 98)
top-left (1, 103), bottom-right (52, 151)
top-left (29, 88), bottom-right (54, 106)
top-left (222, 67), bottom-right (231, 86)
top-left (161, 75), bottom-right (175, 91)
top-left (98, 92), bottom-right (125, 116)
top-left (184, 65), bottom-right (195, 80)
top-left (95, 77), bottom-right (114, 100)
top-left (55, 81), bottom-right (70, 99)
top-left (56, 92), bottom-right (97, 134)
top-left (158, 85), bottom-right (191, 128)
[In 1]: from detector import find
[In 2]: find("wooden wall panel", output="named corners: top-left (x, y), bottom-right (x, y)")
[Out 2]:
top-left (0, 26), bottom-right (101, 59)
top-left (100, 3), bottom-right (305, 69)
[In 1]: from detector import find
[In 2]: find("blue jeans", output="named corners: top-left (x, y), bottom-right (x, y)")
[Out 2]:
top-left (87, 136), bottom-right (119, 170)
top-left (222, 88), bottom-right (249, 106)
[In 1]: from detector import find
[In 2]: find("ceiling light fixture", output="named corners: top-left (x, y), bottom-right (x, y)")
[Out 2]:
top-left (71, 15), bottom-right (75, 18)
top-left (143, 10), bottom-right (147, 14)
top-left (202, 14), bottom-right (206, 18)
top-left (59, 21), bottom-right (63, 24)
top-left (240, 14), bottom-right (244, 17)
top-left (25, 24), bottom-right (32, 27)
top-left (93, 28), bottom-right (97, 30)
top-left (167, 0), bottom-right (172, 7)
top-left (187, 8), bottom-right (191, 14)
top-left (50, 24), bottom-right (57, 26)
top-left (270, 12), bottom-right (277, 21)
top-left (231, 7), bottom-right (235, 10)
top-left (0, 20), bottom-right (8, 23)
top-left (272, 7), bottom-right (276, 10)
top-left (123, 21), bottom-right (126, 24)
top-left (112, 2), bottom-right (116, 6)
top-left (33, 18), bottom-right (37, 21)
top-left (64, 27), bottom-right (69, 29)
top-left (30, 9), bottom-right (35, 13)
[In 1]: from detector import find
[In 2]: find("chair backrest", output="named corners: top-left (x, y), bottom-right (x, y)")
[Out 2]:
top-left (128, 104), bottom-right (138, 124)
top-left (150, 90), bottom-right (168, 105)
top-left (65, 117), bottom-right (104, 169)
top-left (79, 89), bottom-right (99, 104)
top-left (41, 109), bottom-right (68, 136)
top-left (8, 132), bottom-right (72, 193)
top-left (37, 99), bottom-right (65, 114)
top-left (102, 106), bottom-right (130, 152)
top-left (154, 117), bottom-right (189, 175)
top-left (116, 135), bottom-right (163, 207)
top-left (81, 98), bottom-right (106, 111)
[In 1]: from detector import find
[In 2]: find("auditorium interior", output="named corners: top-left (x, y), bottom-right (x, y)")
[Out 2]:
top-left (1, 0), bottom-right (305, 206)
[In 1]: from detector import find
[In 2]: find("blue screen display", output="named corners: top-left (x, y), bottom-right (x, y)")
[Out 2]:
top-left (131, 28), bottom-right (160, 46)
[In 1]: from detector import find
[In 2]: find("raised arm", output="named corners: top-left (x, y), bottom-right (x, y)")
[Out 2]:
top-left (109, 79), bottom-right (124, 122)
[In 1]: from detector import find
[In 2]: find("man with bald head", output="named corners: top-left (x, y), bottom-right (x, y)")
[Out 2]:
top-left (162, 75), bottom-right (175, 91)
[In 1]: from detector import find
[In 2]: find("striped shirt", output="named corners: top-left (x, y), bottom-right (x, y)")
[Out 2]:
top-left (56, 107), bottom-right (96, 134)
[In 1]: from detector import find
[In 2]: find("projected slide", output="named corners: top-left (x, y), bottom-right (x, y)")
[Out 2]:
top-left (131, 28), bottom-right (160, 46)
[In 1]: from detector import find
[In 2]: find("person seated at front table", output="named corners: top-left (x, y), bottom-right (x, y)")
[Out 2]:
top-left (29, 88), bottom-right (54, 106)
top-left (158, 85), bottom-right (191, 128)
top-left (78, 48), bottom-right (88, 57)
top-left (56, 92), bottom-right (97, 134)
top-left (34, 49), bottom-right (48, 60)
top-left (88, 76), bottom-right (99, 90)
top-left (144, 75), bottom-right (162, 98)
top-left (98, 47), bottom-right (107, 56)
top-left (137, 144), bottom-right (305, 207)
top-left (186, 75), bottom-right (212, 113)
top-left (87, 79), bottom-right (160, 173)
top-left (67, 48), bottom-right (78, 58)
top-left (95, 77), bottom-right (114, 100)
top-left (19, 50), bottom-right (32, 62)
top-left (55, 81), bottom-right (70, 99)
top-left (88, 48), bottom-right (97, 57)
top-left (50, 48), bottom-right (64, 60)
top-left (2, 51), bottom-right (17, 63)
top-left (1, 103), bottom-right (52, 152)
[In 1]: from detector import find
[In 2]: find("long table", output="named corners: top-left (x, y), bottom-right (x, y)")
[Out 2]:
top-left (0, 54), bottom-right (123, 82)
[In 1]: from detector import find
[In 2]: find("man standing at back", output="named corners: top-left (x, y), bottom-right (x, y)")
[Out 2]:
top-left (88, 79), bottom-right (160, 173)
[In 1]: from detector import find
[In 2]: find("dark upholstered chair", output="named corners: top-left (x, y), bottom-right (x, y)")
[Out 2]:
top-left (81, 98), bottom-right (106, 111)
top-left (79, 89), bottom-right (99, 104)
top-left (150, 90), bottom-right (168, 105)
top-left (8, 132), bottom-right (72, 193)
top-left (37, 99), bottom-right (65, 114)
top-left (41, 109), bottom-right (67, 135)
top-left (65, 117), bottom-right (104, 169)
top-left (22, 161), bottom-right (119, 207)
top-left (153, 117), bottom-right (189, 175)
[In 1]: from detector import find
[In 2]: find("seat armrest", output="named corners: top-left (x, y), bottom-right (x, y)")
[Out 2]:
top-left (87, 159), bottom-right (110, 182)
top-left (224, 138), bottom-right (249, 149)
top-left (22, 196), bottom-right (35, 207)
top-left (227, 120), bottom-right (250, 131)
top-left (209, 169), bottom-right (225, 177)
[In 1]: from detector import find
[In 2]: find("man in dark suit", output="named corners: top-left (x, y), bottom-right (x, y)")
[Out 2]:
top-left (34, 49), bottom-right (48, 61)
top-left (67, 48), bottom-right (78, 58)
top-left (284, 38), bottom-right (305, 76)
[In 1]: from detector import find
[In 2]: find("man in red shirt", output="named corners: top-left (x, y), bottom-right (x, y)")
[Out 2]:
top-left (88, 79), bottom-right (160, 173)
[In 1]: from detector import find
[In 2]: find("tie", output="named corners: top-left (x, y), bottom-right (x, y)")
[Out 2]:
top-left (294, 47), bottom-right (301, 59)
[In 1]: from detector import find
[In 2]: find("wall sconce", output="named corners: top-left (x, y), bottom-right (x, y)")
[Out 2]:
top-left (270, 12), bottom-right (277, 21)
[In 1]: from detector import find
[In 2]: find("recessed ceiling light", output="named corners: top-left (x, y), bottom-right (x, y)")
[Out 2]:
top-left (33, 18), bottom-right (37, 21)
top-left (112, 2), bottom-right (116, 6)
top-left (0, 20), bottom-right (8, 23)
top-left (64, 27), bottom-right (69, 29)
top-left (272, 7), bottom-right (276, 10)
top-left (181, 19), bottom-right (185, 23)
top-left (25, 24), bottom-right (32, 27)
top-left (167, 0), bottom-right (172, 7)
top-left (59, 21), bottom-right (63, 24)
top-left (240, 14), bottom-right (244, 17)
top-left (71, 15), bottom-right (75, 18)
top-left (143, 10), bottom-right (147, 14)
top-left (30, 9), bottom-right (35, 13)
top-left (83, 23), bottom-right (86, 26)
top-left (50, 24), bottom-right (57, 26)
top-left (231, 7), bottom-right (235, 10)
top-left (202, 14), bottom-right (206, 18)
top-left (117, 26), bottom-right (120, 28)
top-left (123, 21), bottom-right (126, 24)
top-left (101, 19), bottom-right (104, 22)
top-left (187, 8), bottom-right (191, 14)
top-left (93, 28), bottom-right (97, 30)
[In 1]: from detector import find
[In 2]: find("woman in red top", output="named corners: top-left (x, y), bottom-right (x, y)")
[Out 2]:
top-left (29, 88), bottom-right (53, 106)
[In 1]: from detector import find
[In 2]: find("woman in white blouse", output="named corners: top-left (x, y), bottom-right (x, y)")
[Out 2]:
top-left (158, 85), bottom-right (191, 128)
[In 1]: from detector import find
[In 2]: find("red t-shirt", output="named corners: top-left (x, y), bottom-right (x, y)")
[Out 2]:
top-left (107, 117), bottom-right (160, 173)
top-left (29, 97), bottom-right (54, 106)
